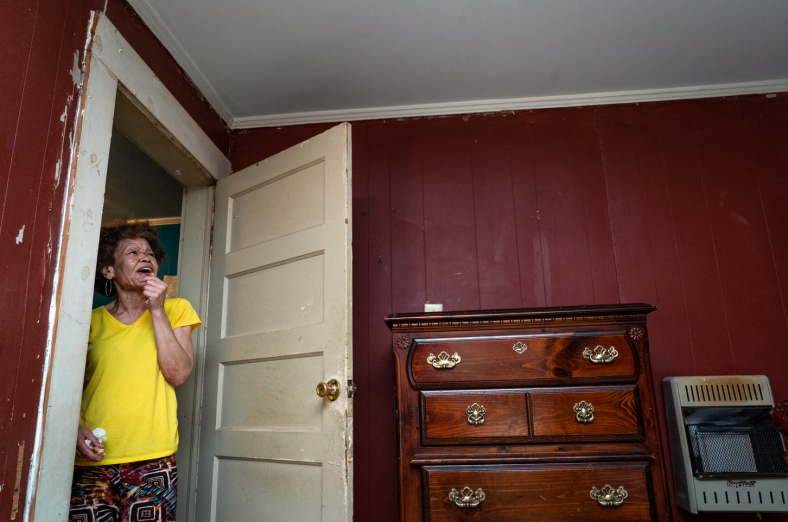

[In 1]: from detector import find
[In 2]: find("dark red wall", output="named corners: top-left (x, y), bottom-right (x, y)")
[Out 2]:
top-left (0, 0), bottom-right (227, 516)
top-left (231, 93), bottom-right (788, 522)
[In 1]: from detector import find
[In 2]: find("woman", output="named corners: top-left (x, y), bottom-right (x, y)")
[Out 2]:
top-left (69, 221), bottom-right (201, 522)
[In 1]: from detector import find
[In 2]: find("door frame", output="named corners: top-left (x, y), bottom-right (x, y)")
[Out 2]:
top-left (29, 12), bottom-right (230, 521)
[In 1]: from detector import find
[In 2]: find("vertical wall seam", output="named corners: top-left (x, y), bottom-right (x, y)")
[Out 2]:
top-left (693, 110), bottom-right (736, 372)
top-left (529, 115), bottom-right (548, 306)
top-left (419, 120), bottom-right (428, 304)
top-left (593, 107), bottom-right (622, 304)
top-left (467, 119), bottom-right (482, 309)
top-left (656, 124), bottom-right (698, 375)
top-left (506, 115), bottom-right (523, 307)
top-left (575, 111), bottom-right (597, 303)
top-left (746, 99), bottom-right (788, 334)
top-left (634, 112), bottom-right (664, 311)
top-left (631, 106), bottom-right (670, 375)
top-left (386, 122), bottom-right (394, 314)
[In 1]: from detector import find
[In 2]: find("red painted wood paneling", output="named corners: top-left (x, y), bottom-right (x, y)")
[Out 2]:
top-left (508, 111), bottom-right (547, 308)
top-left (695, 98), bottom-right (788, 395)
top-left (630, 103), bottom-right (695, 380)
top-left (573, 109), bottom-right (619, 304)
top-left (742, 95), bottom-right (788, 401)
top-left (0, 0), bottom-right (77, 512)
top-left (529, 108), bottom-right (598, 306)
top-left (469, 115), bottom-right (521, 309)
top-left (230, 93), bottom-right (788, 522)
top-left (0, 0), bottom-right (40, 506)
top-left (661, 101), bottom-right (735, 378)
top-left (422, 117), bottom-right (481, 310)
top-left (390, 119), bottom-right (427, 314)
top-left (363, 120), bottom-right (398, 522)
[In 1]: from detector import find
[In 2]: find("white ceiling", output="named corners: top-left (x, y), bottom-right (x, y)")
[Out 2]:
top-left (128, 0), bottom-right (788, 127)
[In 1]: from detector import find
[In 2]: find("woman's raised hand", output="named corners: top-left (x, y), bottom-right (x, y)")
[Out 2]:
top-left (76, 424), bottom-right (104, 462)
top-left (143, 275), bottom-right (169, 311)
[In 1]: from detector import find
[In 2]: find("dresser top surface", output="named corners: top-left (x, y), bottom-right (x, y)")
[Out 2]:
top-left (385, 303), bottom-right (656, 332)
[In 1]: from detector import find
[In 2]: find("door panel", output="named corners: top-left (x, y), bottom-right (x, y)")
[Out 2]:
top-left (196, 123), bottom-right (352, 522)
top-left (213, 459), bottom-right (323, 522)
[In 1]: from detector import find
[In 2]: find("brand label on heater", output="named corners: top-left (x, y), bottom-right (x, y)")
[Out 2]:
top-left (727, 480), bottom-right (756, 488)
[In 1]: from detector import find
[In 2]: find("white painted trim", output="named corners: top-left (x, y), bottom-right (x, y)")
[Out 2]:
top-left (125, 0), bottom-right (235, 126)
top-left (174, 185), bottom-right (214, 522)
top-left (92, 15), bottom-right (231, 180)
top-left (33, 50), bottom-right (120, 521)
top-left (128, 216), bottom-right (182, 226)
top-left (232, 79), bottom-right (788, 128)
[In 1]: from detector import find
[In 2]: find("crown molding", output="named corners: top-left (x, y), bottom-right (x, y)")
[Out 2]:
top-left (127, 0), bottom-right (235, 126)
top-left (232, 79), bottom-right (788, 129)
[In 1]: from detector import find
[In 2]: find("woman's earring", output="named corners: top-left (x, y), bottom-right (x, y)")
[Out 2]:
top-left (104, 278), bottom-right (114, 297)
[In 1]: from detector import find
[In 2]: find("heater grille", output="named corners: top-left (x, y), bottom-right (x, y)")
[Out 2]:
top-left (698, 484), bottom-right (788, 509)
top-left (683, 382), bottom-right (765, 404)
top-left (688, 422), bottom-right (788, 477)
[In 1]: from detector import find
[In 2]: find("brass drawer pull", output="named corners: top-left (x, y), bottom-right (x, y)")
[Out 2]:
top-left (427, 351), bottom-right (461, 369)
top-left (512, 341), bottom-right (527, 354)
top-left (466, 403), bottom-right (486, 426)
top-left (574, 401), bottom-right (595, 423)
top-left (583, 345), bottom-right (618, 364)
top-left (590, 485), bottom-right (628, 507)
top-left (449, 487), bottom-right (485, 508)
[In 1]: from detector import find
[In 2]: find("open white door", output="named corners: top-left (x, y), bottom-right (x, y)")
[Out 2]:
top-left (195, 123), bottom-right (352, 522)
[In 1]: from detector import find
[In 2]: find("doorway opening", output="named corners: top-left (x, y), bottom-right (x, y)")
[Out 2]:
top-left (67, 85), bottom-right (215, 522)
top-left (92, 126), bottom-right (184, 311)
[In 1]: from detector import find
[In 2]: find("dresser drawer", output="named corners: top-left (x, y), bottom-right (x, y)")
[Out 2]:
top-left (423, 462), bottom-right (654, 522)
top-left (421, 386), bottom-right (641, 445)
top-left (422, 390), bottom-right (529, 445)
top-left (411, 333), bottom-right (635, 387)
top-left (530, 385), bottom-right (641, 440)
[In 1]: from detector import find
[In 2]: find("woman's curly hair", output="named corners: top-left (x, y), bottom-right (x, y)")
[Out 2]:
top-left (94, 220), bottom-right (166, 294)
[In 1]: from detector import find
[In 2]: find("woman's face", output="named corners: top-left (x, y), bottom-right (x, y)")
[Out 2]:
top-left (102, 238), bottom-right (159, 290)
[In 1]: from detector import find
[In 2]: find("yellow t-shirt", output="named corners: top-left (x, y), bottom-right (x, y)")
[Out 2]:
top-left (77, 298), bottom-right (201, 466)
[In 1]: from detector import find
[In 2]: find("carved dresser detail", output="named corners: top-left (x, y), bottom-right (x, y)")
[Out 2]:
top-left (386, 304), bottom-right (672, 522)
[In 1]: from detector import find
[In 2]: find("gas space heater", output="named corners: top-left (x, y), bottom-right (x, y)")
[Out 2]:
top-left (663, 375), bottom-right (788, 514)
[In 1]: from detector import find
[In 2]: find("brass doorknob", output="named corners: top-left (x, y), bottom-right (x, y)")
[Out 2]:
top-left (316, 379), bottom-right (341, 401)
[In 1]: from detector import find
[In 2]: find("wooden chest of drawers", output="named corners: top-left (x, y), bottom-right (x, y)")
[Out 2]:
top-left (386, 304), bottom-right (672, 522)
